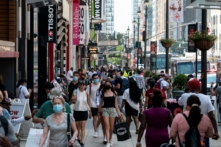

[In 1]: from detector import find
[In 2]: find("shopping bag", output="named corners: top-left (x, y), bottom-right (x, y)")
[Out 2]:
top-left (114, 120), bottom-right (131, 141)
top-left (160, 138), bottom-right (175, 147)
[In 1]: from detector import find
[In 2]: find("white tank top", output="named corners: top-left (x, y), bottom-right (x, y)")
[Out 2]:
top-left (74, 90), bottom-right (90, 111)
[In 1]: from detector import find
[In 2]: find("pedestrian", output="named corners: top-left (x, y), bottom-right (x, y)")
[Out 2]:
top-left (135, 70), bottom-right (146, 98)
top-left (32, 87), bottom-right (72, 126)
top-left (170, 95), bottom-right (213, 147)
top-left (98, 81), bottom-right (122, 147)
top-left (68, 71), bottom-right (80, 104)
top-left (88, 68), bottom-right (97, 80)
top-left (136, 90), bottom-right (173, 147)
top-left (0, 75), bottom-right (8, 98)
top-left (120, 79), bottom-right (142, 134)
top-left (113, 70), bottom-right (124, 108)
top-left (178, 78), bottom-right (220, 146)
top-left (0, 97), bottom-right (31, 126)
top-left (144, 80), bottom-right (156, 110)
top-left (39, 96), bottom-right (78, 147)
top-left (87, 74), bottom-right (101, 137)
top-left (101, 68), bottom-right (109, 80)
top-left (96, 80), bottom-right (107, 144)
top-left (0, 115), bottom-right (20, 147)
top-left (210, 82), bottom-right (221, 123)
top-left (73, 80), bottom-right (91, 147)
top-left (16, 79), bottom-right (32, 102)
top-left (67, 67), bottom-right (74, 84)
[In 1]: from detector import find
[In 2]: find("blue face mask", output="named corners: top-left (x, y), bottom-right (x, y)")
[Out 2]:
top-left (94, 79), bottom-right (100, 83)
top-left (73, 76), bottom-right (78, 81)
top-left (53, 104), bottom-right (63, 113)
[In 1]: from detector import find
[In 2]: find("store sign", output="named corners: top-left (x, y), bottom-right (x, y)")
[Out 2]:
top-left (73, 0), bottom-right (80, 45)
top-left (150, 41), bottom-right (157, 54)
top-left (48, 5), bottom-right (57, 42)
top-left (80, 1), bottom-right (86, 45)
top-left (188, 24), bottom-right (197, 52)
top-left (88, 47), bottom-right (98, 54)
top-left (94, 0), bottom-right (102, 19)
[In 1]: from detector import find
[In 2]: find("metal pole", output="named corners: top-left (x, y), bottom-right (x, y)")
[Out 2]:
top-left (165, 0), bottom-right (169, 74)
top-left (137, 16), bottom-right (140, 69)
top-left (127, 30), bottom-right (129, 68)
top-left (201, 9), bottom-right (207, 95)
top-left (134, 24), bottom-right (135, 48)
top-left (144, 5), bottom-right (148, 69)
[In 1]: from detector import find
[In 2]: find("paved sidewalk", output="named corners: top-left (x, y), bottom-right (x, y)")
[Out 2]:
top-left (20, 125), bottom-right (221, 147)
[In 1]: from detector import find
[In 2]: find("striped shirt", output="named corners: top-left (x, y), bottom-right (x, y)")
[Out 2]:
top-left (35, 100), bottom-right (71, 119)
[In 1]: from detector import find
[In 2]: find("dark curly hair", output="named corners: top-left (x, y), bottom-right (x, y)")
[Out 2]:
top-left (129, 80), bottom-right (141, 104)
top-left (152, 90), bottom-right (163, 107)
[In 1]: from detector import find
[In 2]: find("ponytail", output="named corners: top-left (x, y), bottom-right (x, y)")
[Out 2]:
top-left (187, 95), bottom-right (203, 127)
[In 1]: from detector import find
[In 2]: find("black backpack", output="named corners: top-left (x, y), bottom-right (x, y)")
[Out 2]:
top-left (178, 113), bottom-right (202, 147)
top-left (0, 115), bottom-right (8, 136)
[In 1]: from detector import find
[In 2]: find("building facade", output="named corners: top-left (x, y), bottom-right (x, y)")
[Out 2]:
top-left (104, 0), bottom-right (114, 33)
top-left (132, 0), bottom-right (140, 42)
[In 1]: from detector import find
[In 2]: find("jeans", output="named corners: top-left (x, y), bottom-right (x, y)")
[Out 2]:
top-left (204, 137), bottom-right (209, 147)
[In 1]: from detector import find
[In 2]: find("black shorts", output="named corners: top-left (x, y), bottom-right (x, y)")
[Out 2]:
top-left (74, 111), bottom-right (88, 121)
top-left (125, 102), bottom-right (138, 117)
top-left (91, 108), bottom-right (98, 116)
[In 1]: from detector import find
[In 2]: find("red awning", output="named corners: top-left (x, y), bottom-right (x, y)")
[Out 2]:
top-left (0, 51), bottom-right (19, 58)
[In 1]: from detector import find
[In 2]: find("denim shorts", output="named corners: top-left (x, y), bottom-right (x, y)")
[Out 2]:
top-left (102, 108), bottom-right (117, 118)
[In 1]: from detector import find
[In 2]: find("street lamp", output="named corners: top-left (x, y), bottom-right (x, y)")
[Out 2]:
top-left (126, 26), bottom-right (130, 67)
top-left (143, 0), bottom-right (149, 69)
top-left (137, 7), bottom-right (141, 69)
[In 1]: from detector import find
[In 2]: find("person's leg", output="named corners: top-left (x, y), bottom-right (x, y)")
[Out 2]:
top-left (126, 116), bottom-right (131, 129)
top-left (93, 116), bottom-right (98, 134)
top-left (103, 116), bottom-right (110, 143)
top-left (80, 121), bottom-right (87, 144)
top-left (109, 117), bottom-right (115, 145)
top-left (75, 121), bottom-right (81, 140)
top-left (204, 137), bottom-right (209, 147)
top-left (132, 115), bottom-right (139, 134)
top-left (96, 117), bottom-right (101, 133)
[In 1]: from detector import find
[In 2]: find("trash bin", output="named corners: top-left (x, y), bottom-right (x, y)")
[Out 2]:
top-left (172, 90), bottom-right (184, 101)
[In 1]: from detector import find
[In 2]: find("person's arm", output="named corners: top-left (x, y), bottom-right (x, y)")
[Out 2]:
top-left (208, 111), bottom-right (220, 140)
top-left (170, 114), bottom-right (179, 138)
top-left (139, 100), bottom-right (143, 112)
top-left (120, 100), bottom-right (126, 112)
top-left (205, 116), bottom-right (214, 138)
top-left (68, 118), bottom-right (78, 146)
top-left (0, 135), bottom-right (15, 147)
top-left (39, 126), bottom-right (49, 147)
top-left (11, 116), bottom-right (25, 126)
top-left (3, 90), bottom-right (8, 98)
top-left (114, 83), bottom-right (120, 90)
top-left (98, 95), bottom-right (103, 118)
top-left (210, 82), bottom-right (216, 96)
top-left (24, 88), bottom-right (32, 99)
top-left (32, 107), bottom-right (45, 125)
top-left (87, 92), bottom-right (92, 118)
top-left (136, 111), bottom-right (147, 147)
top-left (144, 93), bottom-right (149, 110)
top-left (168, 111), bottom-right (173, 127)
top-left (114, 94), bottom-right (122, 118)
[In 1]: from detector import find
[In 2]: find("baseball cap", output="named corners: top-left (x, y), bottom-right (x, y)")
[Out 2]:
top-left (188, 78), bottom-right (200, 91)
top-left (49, 87), bottom-right (62, 99)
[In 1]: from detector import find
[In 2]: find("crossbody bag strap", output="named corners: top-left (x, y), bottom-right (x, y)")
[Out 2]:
top-left (18, 86), bottom-right (22, 97)
top-left (67, 113), bottom-right (71, 141)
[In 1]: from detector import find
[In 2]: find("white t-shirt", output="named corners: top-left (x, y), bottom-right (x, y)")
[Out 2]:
top-left (160, 79), bottom-right (169, 97)
top-left (74, 91), bottom-right (90, 111)
top-left (67, 70), bottom-right (73, 82)
top-left (86, 83), bottom-right (100, 108)
top-left (123, 89), bottom-right (139, 110)
top-left (178, 92), bottom-right (215, 115)
top-left (18, 85), bottom-right (29, 102)
top-left (89, 71), bottom-right (97, 79)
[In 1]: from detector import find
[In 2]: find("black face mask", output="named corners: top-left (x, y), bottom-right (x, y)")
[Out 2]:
top-left (105, 85), bottom-right (111, 89)
top-left (81, 77), bottom-right (85, 80)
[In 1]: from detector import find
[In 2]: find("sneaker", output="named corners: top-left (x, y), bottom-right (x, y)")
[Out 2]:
top-left (80, 143), bottom-right (84, 147)
top-left (93, 132), bottom-right (98, 138)
top-left (103, 137), bottom-right (107, 144)
top-left (110, 140), bottom-right (113, 146)
top-left (106, 143), bottom-right (110, 147)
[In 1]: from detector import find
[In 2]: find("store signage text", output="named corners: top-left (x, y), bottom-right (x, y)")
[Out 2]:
top-left (48, 5), bottom-right (54, 42)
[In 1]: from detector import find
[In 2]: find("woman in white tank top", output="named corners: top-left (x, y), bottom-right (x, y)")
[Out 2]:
top-left (73, 80), bottom-right (91, 147)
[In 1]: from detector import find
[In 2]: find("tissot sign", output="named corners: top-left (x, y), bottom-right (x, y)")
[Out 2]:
top-left (48, 5), bottom-right (57, 42)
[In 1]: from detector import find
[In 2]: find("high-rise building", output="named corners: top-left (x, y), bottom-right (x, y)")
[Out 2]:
top-left (104, 0), bottom-right (115, 33)
top-left (132, 0), bottom-right (141, 42)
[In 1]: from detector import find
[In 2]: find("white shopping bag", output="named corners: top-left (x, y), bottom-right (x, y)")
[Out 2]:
top-left (25, 128), bottom-right (50, 147)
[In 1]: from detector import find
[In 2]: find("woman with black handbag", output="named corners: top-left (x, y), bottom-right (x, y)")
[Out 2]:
top-left (39, 96), bottom-right (78, 147)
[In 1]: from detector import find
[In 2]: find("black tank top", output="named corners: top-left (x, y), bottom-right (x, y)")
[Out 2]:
top-left (102, 95), bottom-right (115, 108)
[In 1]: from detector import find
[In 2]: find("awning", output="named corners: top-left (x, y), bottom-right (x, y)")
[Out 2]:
top-left (26, 0), bottom-right (57, 8)
top-left (0, 40), bottom-right (19, 58)
top-left (186, 0), bottom-right (221, 9)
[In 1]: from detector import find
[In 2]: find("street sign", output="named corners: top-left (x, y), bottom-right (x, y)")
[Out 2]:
top-left (88, 47), bottom-right (98, 54)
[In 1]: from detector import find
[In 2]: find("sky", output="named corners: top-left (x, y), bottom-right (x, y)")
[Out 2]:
top-left (114, 0), bottom-right (132, 34)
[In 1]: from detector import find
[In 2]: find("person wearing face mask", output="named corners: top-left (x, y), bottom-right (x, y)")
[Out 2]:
top-left (16, 79), bottom-right (32, 102)
top-left (98, 81), bottom-right (122, 147)
top-left (68, 71), bottom-right (80, 104)
top-left (101, 68), bottom-right (109, 80)
top-left (86, 74), bottom-right (101, 138)
top-left (32, 87), bottom-right (72, 126)
top-left (39, 96), bottom-right (78, 147)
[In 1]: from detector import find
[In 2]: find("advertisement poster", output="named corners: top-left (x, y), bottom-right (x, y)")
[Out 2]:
top-left (73, 0), bottom-right (80, 45)
top-left (150, 41), bottom-right (157, 54)
top-left (169, 0), bottom-right (183, 22)
top-left (80, 1), bottom-right (86, 45)
top-left (188, 24), bottom-right (197, 52)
